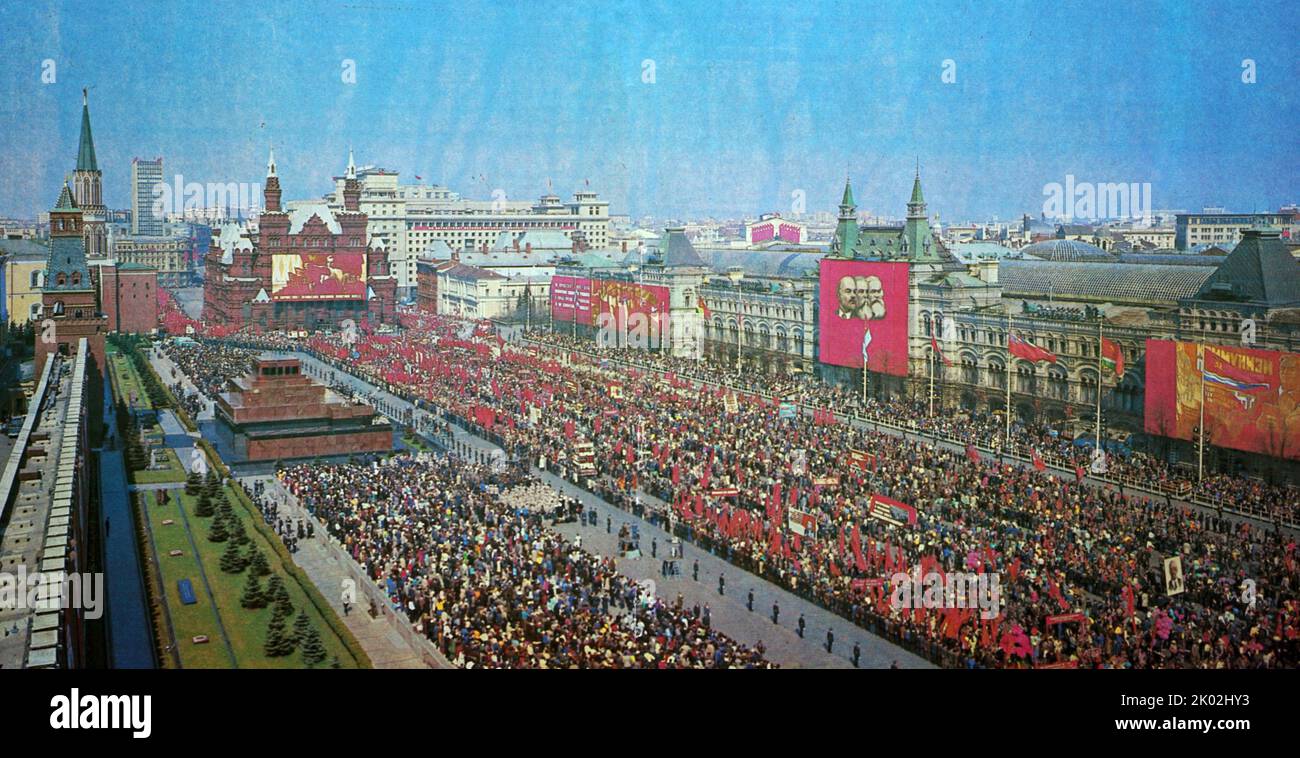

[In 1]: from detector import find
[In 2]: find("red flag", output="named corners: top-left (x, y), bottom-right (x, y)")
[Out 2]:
top-left (1008, 333), bottom-right (1057, 363)
top-left (1101, 337), bottom-right (1124, 378)
top-left (1032, 450), bottom-right (1046, 472)
top-left (966, 444), bottom-right (981, 464)
top-left (851, 524), bottom-right (867, 571)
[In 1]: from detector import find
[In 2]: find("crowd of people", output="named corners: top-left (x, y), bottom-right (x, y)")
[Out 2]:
top-left (279, 452), bottom-right (774, 668)
top-left (183, 312), bottom-right (1298, 668)
top-left (247, 479), bottom-right (315, 553)
top-left (525, 331), bottom-right (1298, 523)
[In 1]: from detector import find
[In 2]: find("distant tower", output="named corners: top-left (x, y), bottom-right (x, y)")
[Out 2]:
top-left (342, 147), bottom-right (360, 211)
top-left (833, 177), bottom-right (859, 258)
top-left (261, 144), bottom-right (281, 213)
top-left (903, 167), bottom-right (939, 262)
top-left (38, 180), bottom-right (108, 439)
top-left (73, 88), bottom-right (108, 258)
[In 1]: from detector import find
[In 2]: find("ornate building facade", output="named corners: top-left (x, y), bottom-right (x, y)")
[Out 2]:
top-left (202, 149), bottom-right (398, 332)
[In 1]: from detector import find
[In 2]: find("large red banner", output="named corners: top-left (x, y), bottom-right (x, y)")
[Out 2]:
top-left (550, 275), bottom-right (592, 323)
top-left (271, 252), bottom-right (367, 301)
top-left (590, 278), bottom-right (670, 334)
top-left (1145, 339), bottom-right (1300, 460)
top-left (818, 259), bottom-right (910, 376)
top-left (550, 276), bottom-right (670, 335)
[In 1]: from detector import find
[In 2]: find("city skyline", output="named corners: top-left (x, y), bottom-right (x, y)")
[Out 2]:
top-left (0, 0), bottom-right (1296, 222)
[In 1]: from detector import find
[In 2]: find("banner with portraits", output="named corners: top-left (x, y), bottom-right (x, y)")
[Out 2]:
top-left (818, 259), bottom-right (910, 376)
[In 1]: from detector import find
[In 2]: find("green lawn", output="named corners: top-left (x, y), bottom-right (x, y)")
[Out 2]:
top-left (108, 349), bottom-right (153, 410)
top-left (178, 486), bottom-right (361, 668)
top-left (130, 444), bottom-right (189, 485)
top-left (140, 490), bottom-right (237, 669)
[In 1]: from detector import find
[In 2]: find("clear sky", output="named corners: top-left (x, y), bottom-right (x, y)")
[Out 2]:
top-left (0, 0), bottom-right (1295, 221)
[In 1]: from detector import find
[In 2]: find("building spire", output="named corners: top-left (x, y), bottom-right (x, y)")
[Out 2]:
top-left (840, 175), bottom-right (855, 211)
top-left (267, 142), bottom-right (277, 178)
top-left (346, 145), bottom-right (356, 179)
top-left (909, 166), bottom-right (925, 210)
top-left (77, 87), bottom-right (98, 172)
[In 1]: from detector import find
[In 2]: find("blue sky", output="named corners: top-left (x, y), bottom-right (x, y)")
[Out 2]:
top-left (0, 0), bottom-right (1295, 221)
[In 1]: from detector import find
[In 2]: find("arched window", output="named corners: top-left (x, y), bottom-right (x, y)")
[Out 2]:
top-left (71, 272), bottom-right (81, 286)
top-left (1047, 366), bottom-right (1068, 400)
top-left (987, 359), bottom-right (1006, 389)
top-left (56, 273), bottom-right (67, 286)
top-left (53, 301), bottom-right (65, 316)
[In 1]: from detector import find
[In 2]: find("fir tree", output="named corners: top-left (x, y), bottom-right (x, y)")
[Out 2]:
top-left (219, 539), bottom-right (245, 573)
top-left (239, 573), bottom-right (264, 608)
top-left (229, 516), bottom-right (249, 546)
top-left (300, 624), bottom-right (327, 667)
top-left (247, 549), bottom-right (271, 577)
top-left (195, 492), bottom-right (214, 518)
top-left (207, 514), bottom-right (229, 543)
top-left (184, 471), bottom-right (201, 496)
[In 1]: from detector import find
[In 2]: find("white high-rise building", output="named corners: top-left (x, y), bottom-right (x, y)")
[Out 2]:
top-left (131, 157), bottom-right (165, 236)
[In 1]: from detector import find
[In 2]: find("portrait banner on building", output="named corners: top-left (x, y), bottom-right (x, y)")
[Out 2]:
top-left (1144, 339), bottom-right (1300, 460)
top-left (817, 259), bottom-right (910, 376)
top-left (271, 252), bottom-right (367, 301)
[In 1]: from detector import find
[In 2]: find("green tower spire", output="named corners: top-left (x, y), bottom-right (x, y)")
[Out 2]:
top-left (77, 88), bottom-right (98, 172)
top-left (834, 176), bottom-right (859, 258)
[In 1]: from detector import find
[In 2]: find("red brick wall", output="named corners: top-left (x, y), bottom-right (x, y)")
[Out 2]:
top-left (100, 266), bottom-right (157, 333)
top-left (245, 428), bottom-right (392, 461)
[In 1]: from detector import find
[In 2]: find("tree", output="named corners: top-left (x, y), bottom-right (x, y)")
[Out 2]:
top-left (300, 624), bottom-right (327, 667)
top-left (207, 515), bottom-right (229, 543)
top-left (184, 470), bottom-right (202, 496)
top-left (239, 573), bottom-right (265, 608)
top-left (195, 492), bottom-right (214, 518)
top-left (247, 548), bottom-right (271, 577)
top-left (228, 516), bottom-right (249, 546)
top-left (204, 470), bottom-right (221, 498)
top-left (265, 574), bottom-right (292, 617)
top-left (219, 539), bottom-right (245, 573)
top-left (265, 574), bottom-right (286, 602)
top-left (264, 610), bottom-right (294, 657)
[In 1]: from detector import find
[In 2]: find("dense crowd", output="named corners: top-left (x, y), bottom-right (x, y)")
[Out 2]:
top-left (190, 313), bottom-right (1298, 668)
top-left (525, 329), bottom-right (1299, 523)
top-left (280, 453), bottom-right (774, 668)
top-left (161, 341), bottom-right (258, 403)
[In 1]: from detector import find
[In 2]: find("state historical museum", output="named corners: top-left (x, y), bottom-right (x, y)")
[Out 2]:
top-left (202, 149), bottom-right (398, 332)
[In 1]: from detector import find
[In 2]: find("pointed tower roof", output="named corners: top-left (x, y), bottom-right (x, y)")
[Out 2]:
top-left (77, 88), bottom-right (98, 172)
top-left (55, 181), bottom-right (78, 210)
top-left (346, 146), bottom-right (356, 179)
top-left (840, 177), bottom-right (855, 209)
top-left (910, 168), bottom-right (925, 205)
top-left (267, 143), bottom-right (277, 177)
top-left (1193, 228), bottom-right (1300, 307)
top-left (660, 227), bottom-right (706, 267)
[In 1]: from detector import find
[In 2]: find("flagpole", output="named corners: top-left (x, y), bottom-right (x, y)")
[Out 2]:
top-left (1004, 310), bottom-right (1011, 449)
top-left (1198, 343), bottom-right (1206, 483)
top-left (736, 314), bottom-right (742, 375)
top-left (928, 321), bottom-right (935, 419)
top-left (862, 347), bottom-right (868, 408)
top-left (1095, 316), bottom-right (1103, 452)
